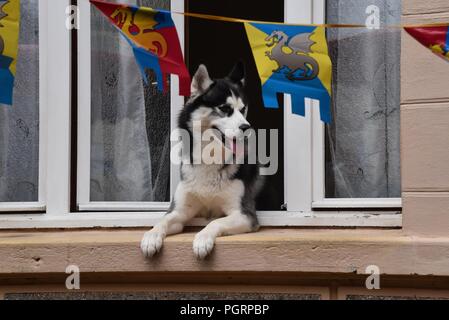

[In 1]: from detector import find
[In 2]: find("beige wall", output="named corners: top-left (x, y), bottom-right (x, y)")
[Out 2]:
top-left (401, 1), bottom-right (449, 236)
top-left (1, 0), bottom-right (449, 300)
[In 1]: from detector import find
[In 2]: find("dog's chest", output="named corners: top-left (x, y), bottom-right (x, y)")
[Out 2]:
top-left (181, 164), bottom-right (239, 196)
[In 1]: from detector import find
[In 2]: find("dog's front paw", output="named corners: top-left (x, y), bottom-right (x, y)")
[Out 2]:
top-left (140, 230), bottom-right (165, 258)
top-left (193, 233), bottom-right (215, 259)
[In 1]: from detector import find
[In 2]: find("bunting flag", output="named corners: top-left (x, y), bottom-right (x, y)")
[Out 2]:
top-left (0, 0), bottom-right (20, 106)
top-left (405, 26), bottom-right (449, 62)
top-left (244, 23), bottom-right (332, 123)
top-left (90, 0), bottom-right (191, 96)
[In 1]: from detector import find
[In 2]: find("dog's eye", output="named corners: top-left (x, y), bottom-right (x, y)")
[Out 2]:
top-left (218, 105), bottom-right (233, 115)
top-left (240, 106), bottom-right (247, 114)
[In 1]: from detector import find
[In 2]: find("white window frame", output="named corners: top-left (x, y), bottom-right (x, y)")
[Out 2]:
top-left (283, 0), bottom-right (400, 222)
top-left (307, 1), bottom-right (402, 210)
top-left (76, 0), bottom-right (178, 212)
top-left (0, 0), bottom-right (48, 213)
top-left (0, 0), bottom-right (71, 220)
top-left (0, 0), bottom-right (402, 229)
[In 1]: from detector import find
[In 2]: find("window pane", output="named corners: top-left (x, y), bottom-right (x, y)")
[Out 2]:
top-left (325, 0), bottom-right (401, 198)
top-left (0, 0), bottom-right (39, 202)
top-left (90, 0), bottom-right (171, 202)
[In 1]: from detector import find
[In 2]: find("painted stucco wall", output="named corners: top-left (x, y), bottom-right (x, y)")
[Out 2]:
top-left (401, 0), bottom-right (449, 236)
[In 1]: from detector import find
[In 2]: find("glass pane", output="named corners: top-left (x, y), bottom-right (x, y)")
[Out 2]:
top-left (325, 0), bottom-right (401, 198)
top-left (0, 0), bottom-right (39, 202)
top-left (90, 0), bottom-right (171, 202)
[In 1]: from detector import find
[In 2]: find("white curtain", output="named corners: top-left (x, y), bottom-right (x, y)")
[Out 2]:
top-left (326, 0), bottom-right (401, 198)
top-left (90, 0), bottom-right (171, 202)
top-left (0, 0), bottom-right (39, 202)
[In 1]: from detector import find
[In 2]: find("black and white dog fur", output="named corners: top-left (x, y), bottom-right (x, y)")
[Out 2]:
top-left (141, 62), bottom-right (263, 259)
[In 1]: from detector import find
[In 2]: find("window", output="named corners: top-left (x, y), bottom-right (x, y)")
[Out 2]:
top-left (77, 0), bottom-right (173, 211)
top-left (0, 0), bottom-right (401, 228)
top-left (0, 0), bottom-right (44, 211)
top-left (316, 0), bottom-right (402, 208)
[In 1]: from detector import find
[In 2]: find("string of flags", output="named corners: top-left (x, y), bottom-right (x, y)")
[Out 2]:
top-left (1, 0), bottom-right (449, 125)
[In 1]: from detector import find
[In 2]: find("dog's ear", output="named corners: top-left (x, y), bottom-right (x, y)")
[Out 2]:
top-left (191, 64), bottom-right (213, 95)
top-left (227, 61), bottom-right (245, 86)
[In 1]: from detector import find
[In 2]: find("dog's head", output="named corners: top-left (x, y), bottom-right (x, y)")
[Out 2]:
top-left (185, 62), bottom-right (251, 148)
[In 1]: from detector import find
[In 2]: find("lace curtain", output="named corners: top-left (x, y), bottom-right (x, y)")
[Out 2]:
top-left (326, 0), bottom-right (401, 198)
top-left (90, 0), bottom-right (171, 202)
top-left (0, 0), bottom-right (39, 202)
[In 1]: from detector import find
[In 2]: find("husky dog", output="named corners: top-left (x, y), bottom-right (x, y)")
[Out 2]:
top-left (141, 62), bottom-right (263, 259)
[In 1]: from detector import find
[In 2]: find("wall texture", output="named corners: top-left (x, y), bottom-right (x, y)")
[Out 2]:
top-left (401, 1), bottom-right (449, 236)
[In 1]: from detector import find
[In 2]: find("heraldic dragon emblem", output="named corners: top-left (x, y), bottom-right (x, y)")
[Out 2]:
top-left (265, 30), bottom-right (319, 81)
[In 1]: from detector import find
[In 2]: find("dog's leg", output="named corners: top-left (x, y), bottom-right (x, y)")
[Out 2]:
top-left (141, 186), bottom-right (200, 258)
top-left (193, 212), bottom-right (257, 259)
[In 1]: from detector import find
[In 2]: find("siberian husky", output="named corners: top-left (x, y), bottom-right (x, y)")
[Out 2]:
top-left (141, 62), bottom-right (263, 259)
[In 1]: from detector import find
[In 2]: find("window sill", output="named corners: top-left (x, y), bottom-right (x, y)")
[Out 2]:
top-left (0, 228), bottom-right (448, 277)
top-left (0, 211), bottom-right (402, 229)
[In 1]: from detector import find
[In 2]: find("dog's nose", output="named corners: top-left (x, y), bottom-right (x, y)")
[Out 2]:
top-left (239, 124), bottom-right (251, 132)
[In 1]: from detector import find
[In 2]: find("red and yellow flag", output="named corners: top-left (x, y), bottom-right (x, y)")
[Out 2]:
top-left (405, 26), bottom-right (449, 62)
top-left (91, 0), bottom-right (191, 96)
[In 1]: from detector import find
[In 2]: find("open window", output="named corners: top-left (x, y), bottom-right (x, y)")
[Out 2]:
top-left (78, 0), bottom-right (401, 226)
top-left (0, 0), bottom-right (402, 228)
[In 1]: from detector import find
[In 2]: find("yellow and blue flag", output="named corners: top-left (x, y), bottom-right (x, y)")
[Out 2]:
top-left (245, 23), bottom-right (332, 123)
top-left (0, 0), bottom-right (20, 106)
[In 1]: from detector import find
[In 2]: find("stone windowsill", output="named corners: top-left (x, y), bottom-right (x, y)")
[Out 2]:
top-left (0, 228), bottom-right (448, 277)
